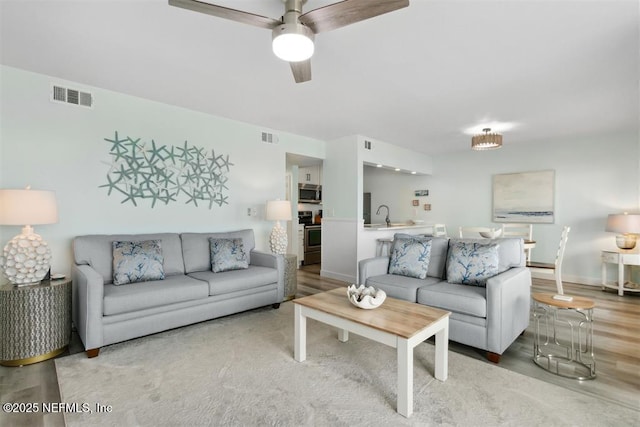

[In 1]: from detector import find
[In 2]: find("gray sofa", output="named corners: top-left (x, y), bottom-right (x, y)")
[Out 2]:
top-left (72, 229), bottom-right (283, 358)
top-left (359, 236), bottom-right (531, 363)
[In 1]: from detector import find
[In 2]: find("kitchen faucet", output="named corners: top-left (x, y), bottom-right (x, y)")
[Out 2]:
top-left (376, 204), bottom-right (391, 227)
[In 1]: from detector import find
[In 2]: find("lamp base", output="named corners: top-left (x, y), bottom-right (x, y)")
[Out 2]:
top-left (0, 228), bottom-right (51, 285)
top-left (269, 221), bottom-right (288, 255)
top-left (615, 234), bottom-right (637, 250)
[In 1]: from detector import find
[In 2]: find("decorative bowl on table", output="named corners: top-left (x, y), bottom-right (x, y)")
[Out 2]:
top-left (479, 229), bottom-right (503, 239)
top-left (347, 284), bottom-right (386, 309)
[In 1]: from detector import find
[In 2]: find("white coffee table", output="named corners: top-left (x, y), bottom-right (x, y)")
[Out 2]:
top-left (293, 288), bottom-right (450, 417)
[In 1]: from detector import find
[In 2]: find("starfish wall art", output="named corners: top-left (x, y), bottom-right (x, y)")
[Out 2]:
top-left (99, 131), bottom-right (234, 208)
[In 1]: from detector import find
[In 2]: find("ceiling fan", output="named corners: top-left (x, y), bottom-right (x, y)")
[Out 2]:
top-left (168, 0), bottom-right (410, 83)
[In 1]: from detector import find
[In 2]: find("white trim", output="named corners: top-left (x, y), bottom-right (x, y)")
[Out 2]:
top-left (320, 269), bottom-right (355, 284)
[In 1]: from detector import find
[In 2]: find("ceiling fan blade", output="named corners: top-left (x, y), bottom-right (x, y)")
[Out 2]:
top-left (168, 0), bottom-right (281, 30)
top-left (299, 0), bottom-right (409, 34)
top-left (290, 60), bottom-right (312, 83)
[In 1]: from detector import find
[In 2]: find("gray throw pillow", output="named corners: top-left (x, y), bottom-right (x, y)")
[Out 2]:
top-left (209, 238), bottom-right (249, 273)
top-left (446, 241), bottom-right (499, 287)
top-left (388, 238), bottom-right (432, 279)
top-left (112, 240), bottom-right (165, 285)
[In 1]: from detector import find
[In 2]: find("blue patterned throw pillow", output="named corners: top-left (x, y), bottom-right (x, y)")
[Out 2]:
top-left (446, 241), bottom-right (499, 287)
top-left (388, 238), bottom-right (432, 279)
top-left (112, 240), bottom-right (165, 285)
top-left (209, 238), bottom-right (249, 273)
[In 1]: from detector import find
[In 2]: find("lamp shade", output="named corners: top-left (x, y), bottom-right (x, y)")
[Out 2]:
top-left (266, 200), bottom-right (292, 221)
top-left (0, 189), bottom-right (58, 225)
top-left (605, 213), bottom-right (640, 234)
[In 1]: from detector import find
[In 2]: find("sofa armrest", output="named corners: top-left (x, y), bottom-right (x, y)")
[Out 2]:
top-left (71, 264), bottom-right (105, 351)
top-left (358, 256), bottom-right (390, 285)
top-left (485, 267), bottom-right (532, 354)
top-left (250, 250), bottom-right (284, 302)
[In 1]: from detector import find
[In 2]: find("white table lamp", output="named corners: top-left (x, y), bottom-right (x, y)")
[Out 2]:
top-left (0, 187), bottom-right (58, 285)
top-left (266, 200), bottom-right (292, 255)
top-left (606, 212), bottom-right (640, 249)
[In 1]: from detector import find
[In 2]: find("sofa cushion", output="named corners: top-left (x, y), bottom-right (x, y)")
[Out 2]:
top-left (189, 265), bottom-right (278, 296)
top-left (74, 233), bottom-right (184, 285)
top-left (448, 237), bottom-right (525, 272)
top-left (112, 240), bottom-right (165, 285)
top-left (446, 241), bottom-right (499, 287)
top-left (103, 275), bottom-right (208, 316)
top-left (364, 274), bottom-right (441, 302)
top-left (393, 234), bottom-right (449, 279)
top-left (417, 281), bottom-right (487, 318)
top-left (209, 238), bottom-right (249, 273)
top-left (388, 238), bottom-right (432, 279)
top-left (493, 237), bottom-right (525, 271)
top-left (182, 230), bottom-right (256, 274)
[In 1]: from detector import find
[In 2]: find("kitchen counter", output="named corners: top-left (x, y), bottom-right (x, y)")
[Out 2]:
top-left (362, 223), bottom-right (433, 231)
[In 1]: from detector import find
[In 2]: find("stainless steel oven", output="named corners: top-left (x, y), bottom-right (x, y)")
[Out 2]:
top-left (304, 225), bottom-right (321, 265)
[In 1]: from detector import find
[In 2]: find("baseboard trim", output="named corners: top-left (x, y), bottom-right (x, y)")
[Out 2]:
top-left (320, 269), bottom-right (355, 284)
top-left (530, 271), bottom-right (601, 287)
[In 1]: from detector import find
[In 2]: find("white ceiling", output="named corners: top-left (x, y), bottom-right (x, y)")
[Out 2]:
top-left (1, 0), bottom-right (638, 155)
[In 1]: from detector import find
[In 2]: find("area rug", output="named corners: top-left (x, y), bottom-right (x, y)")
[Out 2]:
top-left (55, 302), bottom-right (639, 426)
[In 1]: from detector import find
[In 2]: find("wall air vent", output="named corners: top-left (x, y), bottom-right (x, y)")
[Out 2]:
top-left (364, 140), bottom-right (372, 150)
top-left (51, 85), bottom-right (93, 108)
top-left (260, 131), bottom-right (279, 144)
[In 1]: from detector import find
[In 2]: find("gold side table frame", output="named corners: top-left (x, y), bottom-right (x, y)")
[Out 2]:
top-left (0, 278), bottom-right (72, 366)
top-left (531, 292), bottom-right (596, 380)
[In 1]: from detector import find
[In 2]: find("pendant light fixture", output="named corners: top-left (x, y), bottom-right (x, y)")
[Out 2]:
top-left (472, 128), bottom-right (503, 150)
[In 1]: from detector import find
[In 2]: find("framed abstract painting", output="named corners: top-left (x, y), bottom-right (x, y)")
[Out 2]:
top-left (492, 170), bottom-right (555, 223)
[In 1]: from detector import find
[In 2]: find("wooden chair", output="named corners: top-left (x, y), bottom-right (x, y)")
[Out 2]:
top-left (458, 226), bottom-right (492, 238)
top-left (527, 226), bottom-right (570, 295)
top-left (502, 223), bottom-right (533, 261)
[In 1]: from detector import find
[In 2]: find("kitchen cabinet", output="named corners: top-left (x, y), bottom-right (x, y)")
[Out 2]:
top-left (299, 165), bottom-right (322, 186)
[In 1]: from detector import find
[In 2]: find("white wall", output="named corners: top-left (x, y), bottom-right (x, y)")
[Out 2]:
top-left (429, 132), bottom-right (639, 285)
top-left (0, 66), bottom-right (324, 281)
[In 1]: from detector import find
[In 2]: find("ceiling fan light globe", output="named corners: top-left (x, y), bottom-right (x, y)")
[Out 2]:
top-left (272, 24), bottom-right (314, 62)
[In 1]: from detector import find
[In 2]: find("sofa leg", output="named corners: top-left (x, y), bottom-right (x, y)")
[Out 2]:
top-left (86, 348), bottom-right (100, 358)
top-left (272, 303), bottom-right (281, 309)
top-left (486, 352), bottom-right (501, 363)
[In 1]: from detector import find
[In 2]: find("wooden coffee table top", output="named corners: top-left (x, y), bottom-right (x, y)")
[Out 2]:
top-left (293, 288), bottom-right (450, 339)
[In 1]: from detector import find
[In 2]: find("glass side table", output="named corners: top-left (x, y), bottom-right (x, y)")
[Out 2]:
top-left (531, 292), bottom-right (596, 380)
top-left (0, 278), bottom-right (72, 366)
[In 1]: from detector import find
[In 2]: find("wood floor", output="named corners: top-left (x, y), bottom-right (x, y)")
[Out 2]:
top-left (1, 266), bottom-right (638, 426)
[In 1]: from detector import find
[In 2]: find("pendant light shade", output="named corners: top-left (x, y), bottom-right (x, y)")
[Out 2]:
top-left (472, 128), bottom-right (503, 150)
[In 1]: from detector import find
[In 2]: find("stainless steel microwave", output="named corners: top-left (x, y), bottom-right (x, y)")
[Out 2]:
top-left (299, 184), bottom-right (321, 204)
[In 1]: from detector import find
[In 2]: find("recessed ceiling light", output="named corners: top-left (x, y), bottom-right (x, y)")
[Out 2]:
top-left (394, 168), bottom-right (400, 172)
top-left (411, 171), bottom-right (416, 174)
top-left (376, 164), bottom-right (382, 168)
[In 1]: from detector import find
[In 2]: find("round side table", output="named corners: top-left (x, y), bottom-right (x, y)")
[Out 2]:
top-left (531, 292), bottom-right (596, 380)
top-left (0, 278), bottom-right (72, 366)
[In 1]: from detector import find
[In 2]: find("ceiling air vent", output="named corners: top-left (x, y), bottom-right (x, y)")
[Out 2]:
top-left (51, 84), bottom-right (93, 108)
top-left (260, 131), bottom-right (279, 144)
